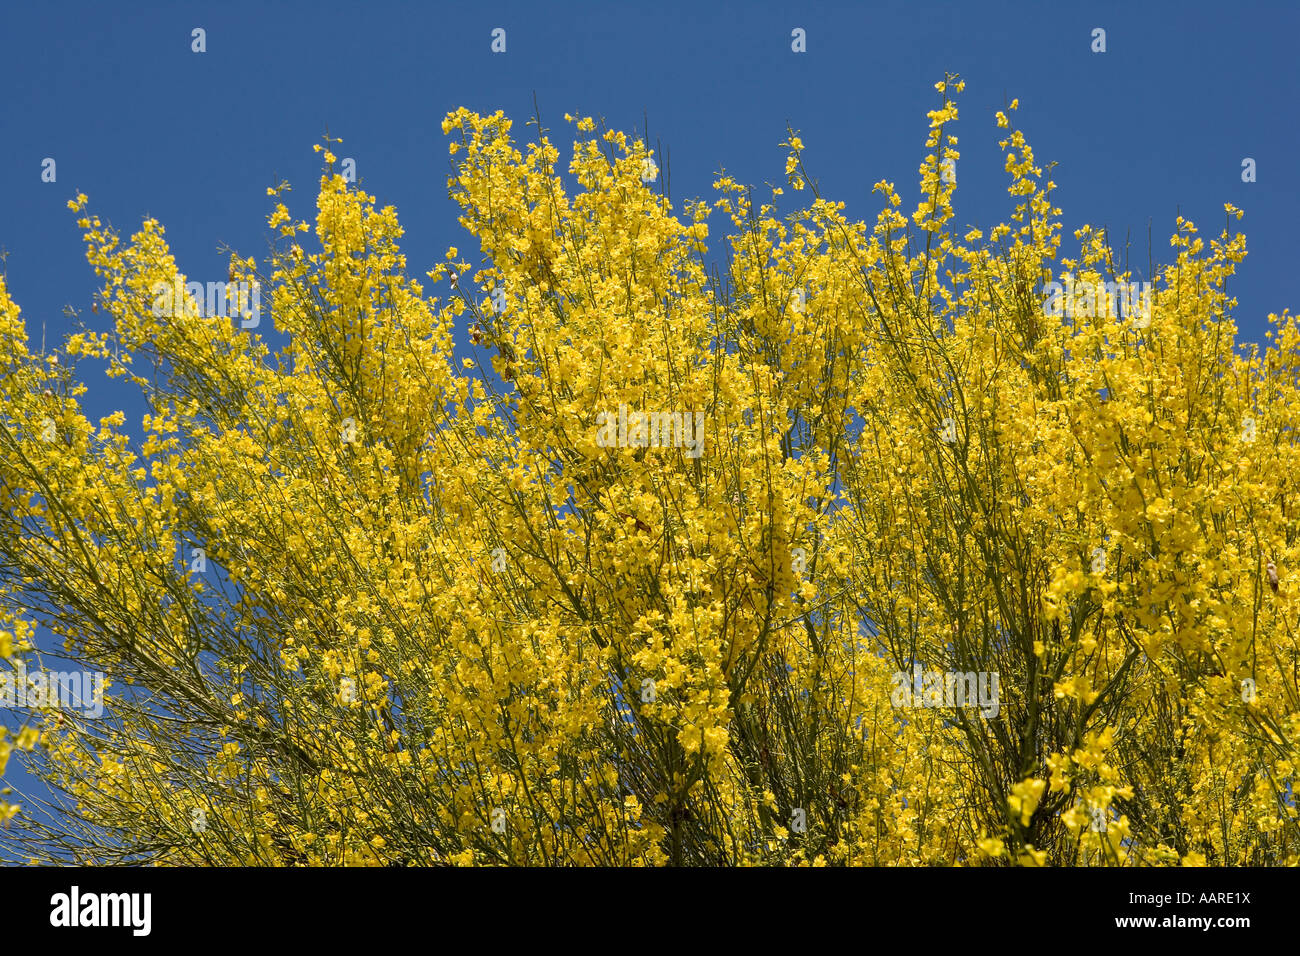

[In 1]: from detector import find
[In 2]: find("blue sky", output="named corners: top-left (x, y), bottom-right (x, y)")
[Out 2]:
top-left (2, 0), bottom-right (1299, 853)
top-left (4, 0), bottom-right (1298, 351)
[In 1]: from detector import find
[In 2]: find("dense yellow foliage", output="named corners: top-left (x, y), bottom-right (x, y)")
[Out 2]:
top-left (1, 79), bottom-right (1297, 865)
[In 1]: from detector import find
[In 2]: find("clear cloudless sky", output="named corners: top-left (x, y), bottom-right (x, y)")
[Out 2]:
top-left (2, 0), bottom-right (1299, 852)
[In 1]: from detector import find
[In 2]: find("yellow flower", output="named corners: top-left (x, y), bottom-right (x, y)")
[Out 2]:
top-left (0, 78), bottom-right (1288, 869)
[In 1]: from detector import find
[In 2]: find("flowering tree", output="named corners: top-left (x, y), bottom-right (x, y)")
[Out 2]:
top-left (1, 77), bottom-right (1297, 866)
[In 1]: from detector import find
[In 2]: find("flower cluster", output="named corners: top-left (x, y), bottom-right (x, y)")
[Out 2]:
top-left (0, 79), bottom-right (1296, 866)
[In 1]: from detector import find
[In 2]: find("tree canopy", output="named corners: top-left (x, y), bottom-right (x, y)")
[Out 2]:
top-left (2, 79), bottom-right (1297, 866)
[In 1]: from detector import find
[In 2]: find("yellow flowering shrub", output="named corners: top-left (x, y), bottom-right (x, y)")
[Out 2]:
top-left (1, 77), bottom-right (1297, 865)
